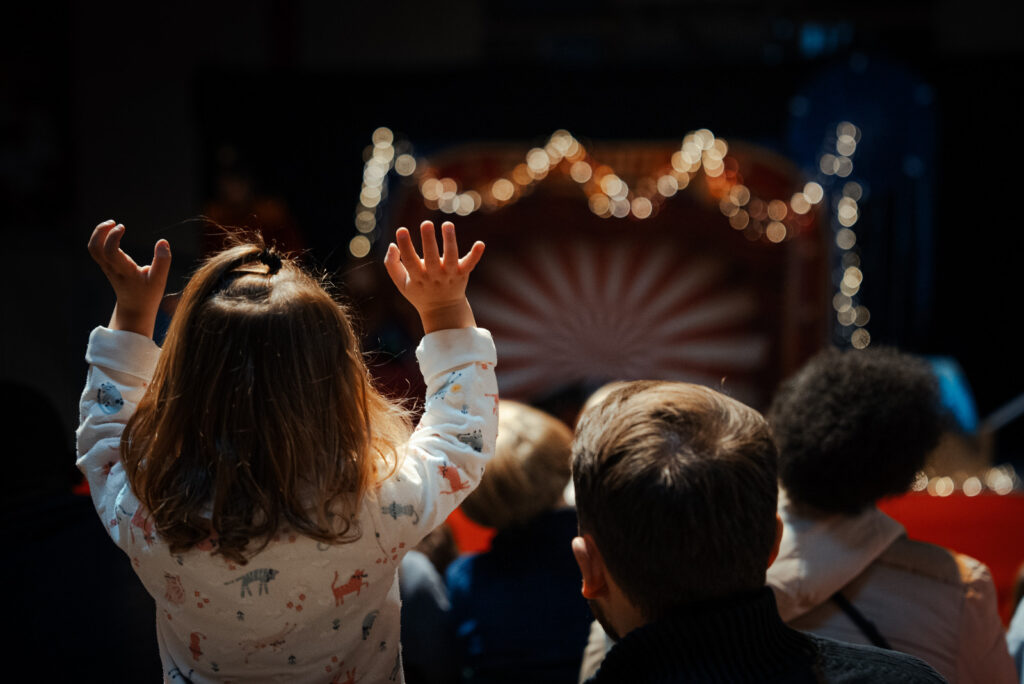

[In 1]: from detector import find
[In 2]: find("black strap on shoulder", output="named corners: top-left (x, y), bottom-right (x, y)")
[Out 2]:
top-left (830, 591), bottom-right (893, 650)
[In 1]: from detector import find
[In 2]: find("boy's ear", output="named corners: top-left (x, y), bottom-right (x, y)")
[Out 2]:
top-left (572, 534), bottom-right (610, 600)
top-left (767, 513), bottom-right (784, 568)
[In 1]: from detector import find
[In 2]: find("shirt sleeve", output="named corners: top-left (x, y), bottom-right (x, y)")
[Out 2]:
top-left (956, 554), bottom-right (1018, 684)
top-left (75, 326), bottom-right (161, 549)
top-left (375, 327), bottom-right (498, 551)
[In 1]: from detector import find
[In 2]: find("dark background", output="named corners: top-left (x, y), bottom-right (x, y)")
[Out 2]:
top-left (3, 0), bottom-right (1023, 465)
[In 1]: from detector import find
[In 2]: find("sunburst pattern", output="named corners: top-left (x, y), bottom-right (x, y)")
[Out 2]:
top-left (470, 240), bottom-right (768, 403)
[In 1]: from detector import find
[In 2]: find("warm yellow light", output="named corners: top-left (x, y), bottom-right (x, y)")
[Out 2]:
top-left (768, 200), bottom-right (788, 221)
top-left (766, 221), bottom-right (787, 242)
top-left (355, 211), bottom-right (376, 233)
top-left (729, 184), bottom-right (751, 206)
top-left (790, 193), bottom-right (811, 215)
top-left (842, 182), bottom-right (863, 200)
top-left (455, 194), bottom-right (475, 216)
top-left (394, 154), bottom-right (417, 176)
top-left (719, 199), bottom-right (739, 217)
top-left (657, 174), bottom-right (678, 197)
top-left (835, 157), bottom-right (853, 177)
top-left (372, 145), bottom-right (395, 163)
top-left (512, 164), bottom-right (532, 185)
top-left (832, 293), bottom-right (852, 312)
top-left (836, 121), bottom-right (860, 141)
top-left (836, 135), bottom-right (857, 157)
top-left (851, 327), bottom-right (871, 349)
top-left (421, 178), bottom-right (442, 201)
top-left (729, 210), bottom-right (749, 230)
top-left (836, 228), bottom-right (857, 250)
top-left (671, 150), bottom-right (687, 172)
top-left (693, 128), bottom-right (715, 150)
top-left (600, 174), bottom-right (625, 198)
top-left (611, 198), bottom-right (630, 218)
top-left (372, 127), bottom-right (394, 147)
top-left (491, 178), bottom-right (515, 201)
top-left (570, 161), bottom-right (593, 183)
top-left (438, 194), bottom-right (457, 214)
top-left (820, 154), bottom-right (837, 175)
top-left (349, 235), bottom-right (371, 258)
top-left (360, 189), bottom-right (381, 208)
top-left (527, 148), bottom-right (550, 174)
top-left (681, 143), bottom-right (702, 165)
top-left (803, 182), bottom-right (824, 204)
top-left (631, 197), bottom-right (653, 219)
top-left (854, 305), bottom-right (871, 327)
top-left (963, 477), bottom-right (982, 497)
top-left (589, 194), bottom-right (610, 216)
top-left (565, 140), bottom-right (583, 160)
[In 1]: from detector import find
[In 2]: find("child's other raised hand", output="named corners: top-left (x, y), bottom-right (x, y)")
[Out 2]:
top-left (88, 220), bottom-right (172, 339)
top-left (384, 220), bottom-right (485, 333)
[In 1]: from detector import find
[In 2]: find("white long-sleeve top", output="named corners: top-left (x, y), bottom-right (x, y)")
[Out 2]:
top-left (77, 326), bottom-right (498, 683)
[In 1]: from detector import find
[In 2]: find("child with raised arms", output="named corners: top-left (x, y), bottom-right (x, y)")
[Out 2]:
top-left (77, 219), bottom-right (497, 683)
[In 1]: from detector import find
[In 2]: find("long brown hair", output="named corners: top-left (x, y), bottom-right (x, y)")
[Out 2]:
top-left (122, 236), bottom-right (411, 564)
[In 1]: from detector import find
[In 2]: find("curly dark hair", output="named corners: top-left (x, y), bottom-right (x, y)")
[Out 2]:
top-left (767, 346), bottom-right (943, 516)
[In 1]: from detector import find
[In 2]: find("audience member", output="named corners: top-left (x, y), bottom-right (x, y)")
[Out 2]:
top-left (766, 347), bottom-right (1016, 684)
top-left (571, 380), bottom-right (945, 683)
top-left (400, 537), bottom-right (460, 684)
top-left (447, 400), bottom-right (593, 683)
top-left (2, 380), bottom-right (159, 682)
top-left (78, 219), bottom-right (494, 680)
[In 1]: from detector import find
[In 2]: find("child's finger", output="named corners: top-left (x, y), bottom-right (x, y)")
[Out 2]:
top-left (148, 239), bottom-right (172, 290)
top-left (420, 220), bottom-right (441, 265)
top-left (441, 221), bottom-right (458, 270)
top-left (383, 243), bottom-right (409, 290)
top-left (458, 241), bottom-right (486, 273)
top-left (395, 227), bottom-right (421, 268)
top-left (101, 224), bottom-right (127, 267)
top-left (87, 220), bottom-right (117, 264)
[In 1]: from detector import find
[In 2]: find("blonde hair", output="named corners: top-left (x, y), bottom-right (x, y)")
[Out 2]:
top-left (121, 236), bottom-right (411, 565)
top-left (460, 400), bottom-right (572, 529)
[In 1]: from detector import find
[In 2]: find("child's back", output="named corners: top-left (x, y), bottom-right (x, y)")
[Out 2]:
top-left (78, 220), bottom-right (495, 682)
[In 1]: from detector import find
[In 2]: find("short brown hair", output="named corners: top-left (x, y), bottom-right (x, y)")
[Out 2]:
top-left (572, 381), bottom-right (778, 620)
top-left (122, 236), bottom-right (411, 565)
top-left (460, 400), bottom-right (572, 529)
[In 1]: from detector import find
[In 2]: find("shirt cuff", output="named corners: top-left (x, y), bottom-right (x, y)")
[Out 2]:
top-left (85, 326), bottom-right (162, 381)
top-left (415, 328), bottom-right (496, 377)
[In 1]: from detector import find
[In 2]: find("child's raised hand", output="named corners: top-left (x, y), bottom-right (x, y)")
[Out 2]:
top-left (88, 220), bottom-right (172, 338)
top-left (384, 220), bottom-right (485, 333)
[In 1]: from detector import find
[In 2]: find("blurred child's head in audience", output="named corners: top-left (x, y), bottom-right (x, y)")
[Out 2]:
top-left (768, 346), bottom-right (943, 517)
top-left (460, 400), bottom-right (573, 529)
top-left (571, 381), bottom-right (780, 632)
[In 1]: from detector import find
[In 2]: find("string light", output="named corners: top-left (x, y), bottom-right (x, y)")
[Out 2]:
top-left (910, 465), bottom-right (1019, 496)
top-left (816, 121), bottom-right (871, 348)
top-left (349, 128), bottom-right (826, 256)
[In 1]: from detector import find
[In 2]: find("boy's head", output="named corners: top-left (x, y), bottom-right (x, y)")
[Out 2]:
top-left (768, 346), bottom-right (942, 516)
top-left (571, 381), bottom-right (780, 636)
top-left (460, 400), bottom-right (572, 529)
